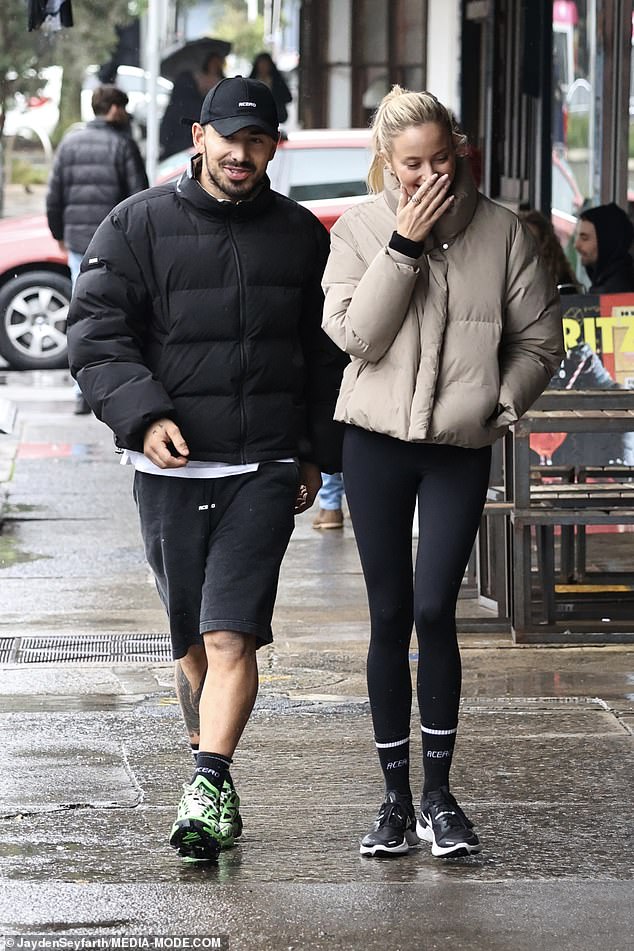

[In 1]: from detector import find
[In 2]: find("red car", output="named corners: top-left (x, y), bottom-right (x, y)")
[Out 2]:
top-left (0, 130), bottom-right (372, 370)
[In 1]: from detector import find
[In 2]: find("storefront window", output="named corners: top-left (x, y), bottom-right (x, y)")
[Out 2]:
top-left (326, 0), bottom-right (352, 128)
top-left (552, 0), bottom-right (596, 251)
top-left (627, 12), bottom-right (634, 218)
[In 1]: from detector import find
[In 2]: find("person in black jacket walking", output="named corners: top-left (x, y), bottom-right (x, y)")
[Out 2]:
top-left (249, 52), bottom-right (292, 124)
top-left (66, 77), bottom-right (346, 863)
top-left (47, 84), bottom-right (148, 282)
top-left (46, 84), bottom-right (148, 412)
top-left (159, 51), bottom-right (226, 159)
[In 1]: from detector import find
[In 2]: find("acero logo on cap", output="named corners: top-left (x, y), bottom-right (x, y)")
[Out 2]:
top-left (199, 77), bottom-right (280, 139)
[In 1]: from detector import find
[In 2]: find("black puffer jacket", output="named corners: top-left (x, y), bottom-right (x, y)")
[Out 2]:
top-left (46, 118), bottom-right (149, 254)
top-left (66, 162), bottom-right (347, 472)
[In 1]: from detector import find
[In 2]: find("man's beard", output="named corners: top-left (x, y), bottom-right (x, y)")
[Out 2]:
top-left (202, 151), bottom-right (260, 201)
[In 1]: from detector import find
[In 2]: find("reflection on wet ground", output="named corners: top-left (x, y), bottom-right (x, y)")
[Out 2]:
top-left (0, 697), bottom-right (631, 886)
top-left (0, 522), bottom-right (46, 567)
top-left (0, 368), bottom-right (633, 946)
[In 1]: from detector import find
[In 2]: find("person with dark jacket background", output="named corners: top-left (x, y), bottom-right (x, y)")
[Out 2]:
top-left (249, 52), bottom-right (292, 124)
top-left (159, 51), bottom-right (226, 159)
top-left (574, 202), bottom-right (634, 293)
top-left (46, 84), bottom-right (148, 413)
top-left (46, 84), bottom-right (148, 284)
top-left (66, 77), bottom-right (346, 864)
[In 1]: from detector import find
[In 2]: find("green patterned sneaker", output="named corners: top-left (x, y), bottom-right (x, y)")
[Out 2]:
top-left (169, 775), bottom-right (223, 862)
top-left (219, 779), bottom-right (243, 848)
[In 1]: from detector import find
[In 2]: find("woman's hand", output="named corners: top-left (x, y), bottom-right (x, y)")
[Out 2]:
top-left (395, 173), bottom-right (455, 243)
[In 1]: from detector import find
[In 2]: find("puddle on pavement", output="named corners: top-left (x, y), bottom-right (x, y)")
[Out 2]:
top-left (0, 694), bottom-right (150, 713)
top-left (0, 526), bottom-right (47, 568)
top-left (5, 503), bottom-right (39, 515)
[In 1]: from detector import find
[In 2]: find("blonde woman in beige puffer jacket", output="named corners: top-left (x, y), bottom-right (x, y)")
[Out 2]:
top-left (322, 87), bottom-right (564, 861)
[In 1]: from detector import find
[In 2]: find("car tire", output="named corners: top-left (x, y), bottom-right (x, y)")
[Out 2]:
top-left (0, 270), bottom-right (71, 370)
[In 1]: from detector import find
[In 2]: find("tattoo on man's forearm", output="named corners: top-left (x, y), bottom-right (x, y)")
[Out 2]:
top-left (175, 662), bottom-right (205, 738)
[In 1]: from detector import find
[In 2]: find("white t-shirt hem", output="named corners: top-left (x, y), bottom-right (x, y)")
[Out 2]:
top-left (121, 450), bottom-right (296, 479)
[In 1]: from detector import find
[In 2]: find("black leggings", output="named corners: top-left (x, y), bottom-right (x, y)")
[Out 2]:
top-left (342, 426), bottom-right (491, 742)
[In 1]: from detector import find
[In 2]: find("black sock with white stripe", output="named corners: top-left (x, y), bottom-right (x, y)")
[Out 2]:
top-left (375, 735), bottom-right (411, 797)
top-left (191, 745), bottom-right (235, 788)
top-left (421, 723), bottom-right (457, 793)
top-left (195, 752), bottom-right (232, 791)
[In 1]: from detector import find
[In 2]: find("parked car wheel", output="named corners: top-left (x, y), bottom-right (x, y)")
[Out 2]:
top-left (0, 271), bottom-right (71, 370)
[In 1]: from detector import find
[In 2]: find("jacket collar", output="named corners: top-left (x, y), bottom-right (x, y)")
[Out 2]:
top-left (88, 117), bottom-right (116, 131)
top-left (176, 153), bottom-right (275, 219)
top-left (382, 156), bottom-right (479, 250)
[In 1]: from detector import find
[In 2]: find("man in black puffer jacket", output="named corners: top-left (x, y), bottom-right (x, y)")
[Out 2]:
top-left (47, 84), bottom-right (148, 412)
top-left (46, 84), bottom-right (148, 284)
top-left (67, 77), bottom-right (347, 864)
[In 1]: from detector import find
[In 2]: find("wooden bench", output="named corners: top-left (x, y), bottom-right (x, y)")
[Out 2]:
top-left (529, 482), bottom-right (634, 507)
top-left (511, 392), bottom-right (634, 637)
top-left (511, 504), bottom-right (634, 629)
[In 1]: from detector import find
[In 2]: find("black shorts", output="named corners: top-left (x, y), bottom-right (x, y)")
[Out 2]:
top-left (133, 462), bottom-right (299, 659)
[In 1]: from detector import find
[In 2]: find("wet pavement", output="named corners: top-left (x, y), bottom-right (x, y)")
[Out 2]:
top-left (0, 371), bottom-right (633, 950)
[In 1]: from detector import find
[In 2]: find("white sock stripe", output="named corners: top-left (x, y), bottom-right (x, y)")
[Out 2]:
top-left (375, 736), bottom-right (410, 749)
top-left (421, 724), bottom-right (458, 736)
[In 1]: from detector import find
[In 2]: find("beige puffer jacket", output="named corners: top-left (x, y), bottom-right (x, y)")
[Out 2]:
top-left (322, 159), bottom-right (565, 449)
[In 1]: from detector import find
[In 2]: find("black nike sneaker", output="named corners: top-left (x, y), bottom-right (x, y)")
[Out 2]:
top-left (360, 790), bottom-right (420, 856)
top-left (417, 785), bottom-right (481, 857)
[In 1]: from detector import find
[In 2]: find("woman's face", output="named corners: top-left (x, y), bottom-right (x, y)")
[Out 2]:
top-left (255, 57), bottom-right (272, 78)
top-left (387, 122), bottom-right (456, 197)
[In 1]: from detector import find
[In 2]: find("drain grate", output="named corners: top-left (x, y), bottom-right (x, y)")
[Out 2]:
top-left (1, 632), bottom-right (172, 664)
top-left (0, 637), bottom-right (16, 664)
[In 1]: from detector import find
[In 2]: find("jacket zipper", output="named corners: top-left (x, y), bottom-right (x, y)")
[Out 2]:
top-left (227, 218), bottom-right (248, 463)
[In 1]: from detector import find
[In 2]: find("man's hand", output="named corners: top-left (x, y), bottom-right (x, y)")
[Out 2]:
top-left (295, 461), bottom-right (322, 513)
top-left (143, 418), bottom-right (189, 468)
top-left (57, 240), bottom-right (67, 255)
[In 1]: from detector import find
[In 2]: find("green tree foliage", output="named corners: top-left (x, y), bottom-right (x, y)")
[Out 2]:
top-left (52, 1), bottom-right (138, 138)
top-left (0, 0), bottom-right (59, 212)
top-left (212, 5), bottom-right (266, 65)
top-left (2, 1), bottom-right (142, 136)
top-left (0, 0), bottom-right (138, 212)
top-left (0, 0), bottom-right (51, 138)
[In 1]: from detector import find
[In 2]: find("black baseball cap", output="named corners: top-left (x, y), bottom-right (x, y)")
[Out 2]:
top-left (199, 76), bottom-right (279, 139)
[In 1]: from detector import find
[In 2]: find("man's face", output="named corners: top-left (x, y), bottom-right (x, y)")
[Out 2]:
top-left (192, 123), bottom-right (277, 202)
top-left (575, 219), bottom-right (599, 268)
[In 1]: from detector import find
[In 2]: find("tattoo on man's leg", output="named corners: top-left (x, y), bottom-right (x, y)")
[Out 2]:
top-left (175, 661), bottom-right (205, 741)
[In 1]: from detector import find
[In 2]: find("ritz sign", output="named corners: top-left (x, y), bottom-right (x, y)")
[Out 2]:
top-left (560, 298), bottom-right (634, 356)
